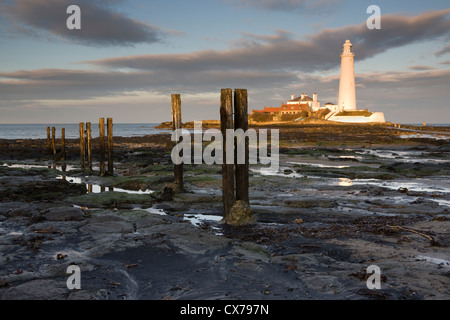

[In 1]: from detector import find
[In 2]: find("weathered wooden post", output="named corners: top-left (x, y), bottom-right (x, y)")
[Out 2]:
top-left (220, 89), bottom-right (235, 219)
top-left (107, 118), bottom-right (114, 176)
top-left (51, 127), bottom-right (56, 155)
top-left (61, 128), bottom-right (66, 161)
top-left (86, 122), bottom-right (92, 171)
top-left (234, 89), bottom-right (249, 204)
top-left (99, 118), bottom-right (106, 176)
top-left (171, 94), bottom-right (184, 190)
top-left (46, 127), bottom-right (52, 155)
top-left (79, 123), bottom-right (85, 170)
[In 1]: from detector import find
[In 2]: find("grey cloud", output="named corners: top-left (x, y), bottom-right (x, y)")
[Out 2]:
top-left (1, 67), bottom-right (449, 125)
top-left (2, 66), bottom-right (449, 108)
top-left (224, 0), bottom-right (340, 13)
top-left (435, 44), bottom-right (450, 57)
top-left (408, 65), bottom-right (436, 71)
top-left (308, 9), bottom-right (450, 64)
top-left (356, 69), bottom-right (450, 90)
top-left (0, 68), bottom-right (299, 101)
top-left (0, 0), bottom-right (163, 46)
top-left (84, 9), bottom-right (450, 73)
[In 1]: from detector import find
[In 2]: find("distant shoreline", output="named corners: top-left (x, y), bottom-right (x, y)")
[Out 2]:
top-left (155, 119), bottom-right (450, 131)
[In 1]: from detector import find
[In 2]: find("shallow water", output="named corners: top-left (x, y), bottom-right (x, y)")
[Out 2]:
top-left (2, 162), bottom-right (224, 231)
top-left (183, 213), bottom-right (223, 224)
top-left (133, 206), bottom-right (224, 234)
top-left (351, 177), bottom-right (450, 195)
top-left (2, 162), bottom-right (154, 195)
top-left (253, 166), bottom-right (450, 192)
top-left (415, 255), bottom-right (450, 267)
top-left (2, 163), bottom-right (79, 171)
top-left (286, 161), bottom-right (351, 169)
top-left (56, 175), bottom-right (153, 195)
top-left (400, 133), bottom-right (450, 140)
top-left (252, 166), bottom-right (450, 210)
top-left (357, 149), bottom-right (450, 164)
top-left (132, 207), bottom-right (166, 216)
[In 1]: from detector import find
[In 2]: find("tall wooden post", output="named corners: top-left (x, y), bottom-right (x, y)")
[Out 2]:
top-left (220, 88), bottom-right (235, 219)
top-left (171, 94), bottom-right (184, 191)
top-left (107, 118), bottom-right (114, 176)
top-left (51, 127), bottom-right (56, 155)
top-left (46, 127), bottom-right (52, 155)
top-left (234, 89), bottom-right (249, 204)
top-left (99, 118), bottom-right (106, 176)
top-left (86, 122), bottom-right (92, 171)
top-left (79, 123), bottom-right (85, 170)
top-left (61, 128), bottom-right (66, 161)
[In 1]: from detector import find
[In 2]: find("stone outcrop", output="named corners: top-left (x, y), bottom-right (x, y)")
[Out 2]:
top-left (222, 200), bottom-right (255, 226)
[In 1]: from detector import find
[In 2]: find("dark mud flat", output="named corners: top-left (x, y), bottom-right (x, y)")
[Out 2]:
top-left (0, 124), bottom-right (449, 300)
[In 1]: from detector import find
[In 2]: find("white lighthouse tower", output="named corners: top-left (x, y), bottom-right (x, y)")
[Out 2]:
top-left (338, 39), bottom-right (357, 111)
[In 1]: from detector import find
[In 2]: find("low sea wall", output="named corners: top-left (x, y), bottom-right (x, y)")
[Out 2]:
top-left (329, 112), bottom-right (386, 123)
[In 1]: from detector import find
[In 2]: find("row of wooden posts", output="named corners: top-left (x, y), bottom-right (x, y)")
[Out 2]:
top-left (46, 118), bottom-right (114, 176)
top-left (171, 88), bottom-right (250, 217)
top-left (79, 118), bottom-right (114, 176)
top-left (46, 126), bottom-right (65, 160)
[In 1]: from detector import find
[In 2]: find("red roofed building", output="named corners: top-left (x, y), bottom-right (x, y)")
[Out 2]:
top-left (252, 106), bottom-right (281, 114)
top-left (250, 93), bottom-right (322, 122)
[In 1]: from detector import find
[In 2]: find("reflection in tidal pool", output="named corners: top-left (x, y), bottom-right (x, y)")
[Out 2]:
top-left (56, 175), bottom-right (153, 195)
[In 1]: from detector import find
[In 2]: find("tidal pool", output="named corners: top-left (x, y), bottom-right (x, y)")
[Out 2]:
top-left (133, 207), bottom-right (223, 234)
top-left (56, 175), bottom-right (154, 195)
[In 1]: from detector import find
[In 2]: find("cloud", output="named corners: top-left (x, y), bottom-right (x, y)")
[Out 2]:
top-left (0, 0), bottom-right (163, 46)
top-left (2, 67), bottom-right (449, 124)
top-left (356, 69), bottom-right (450, 89)
top-left (223, 0), bottom-right (340, 13)
top-left (83, 9), bottom-right (450, 73)
top-left (2, 9), bottom-right (450, 106)
top-left (408, 65), bottom-right (435, 71)
top-left (435, 44), bottom-right (450, 57)
top-left (2, 66), bottom-right (449, 105)
top-left (0, 68), bottom-right (299, 102)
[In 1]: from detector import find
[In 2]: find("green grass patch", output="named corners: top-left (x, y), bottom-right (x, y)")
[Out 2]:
top-left (334, 110), bottom-right (373, 117)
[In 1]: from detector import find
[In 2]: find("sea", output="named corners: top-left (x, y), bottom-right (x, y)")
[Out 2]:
top-left (0, 123), bottom-right (171, 140)
top-left (0, 123), bottom-right (449, 140)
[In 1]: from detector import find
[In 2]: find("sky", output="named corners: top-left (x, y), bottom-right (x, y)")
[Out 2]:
top-left (0, 0), bottom-right (449, 124)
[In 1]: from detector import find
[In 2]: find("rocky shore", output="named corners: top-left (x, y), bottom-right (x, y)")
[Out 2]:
top-left (0, 123), bottom-right (449, 300)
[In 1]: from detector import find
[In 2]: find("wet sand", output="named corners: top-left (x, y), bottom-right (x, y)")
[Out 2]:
top-left (0, 123), bottom-right (449, 300)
